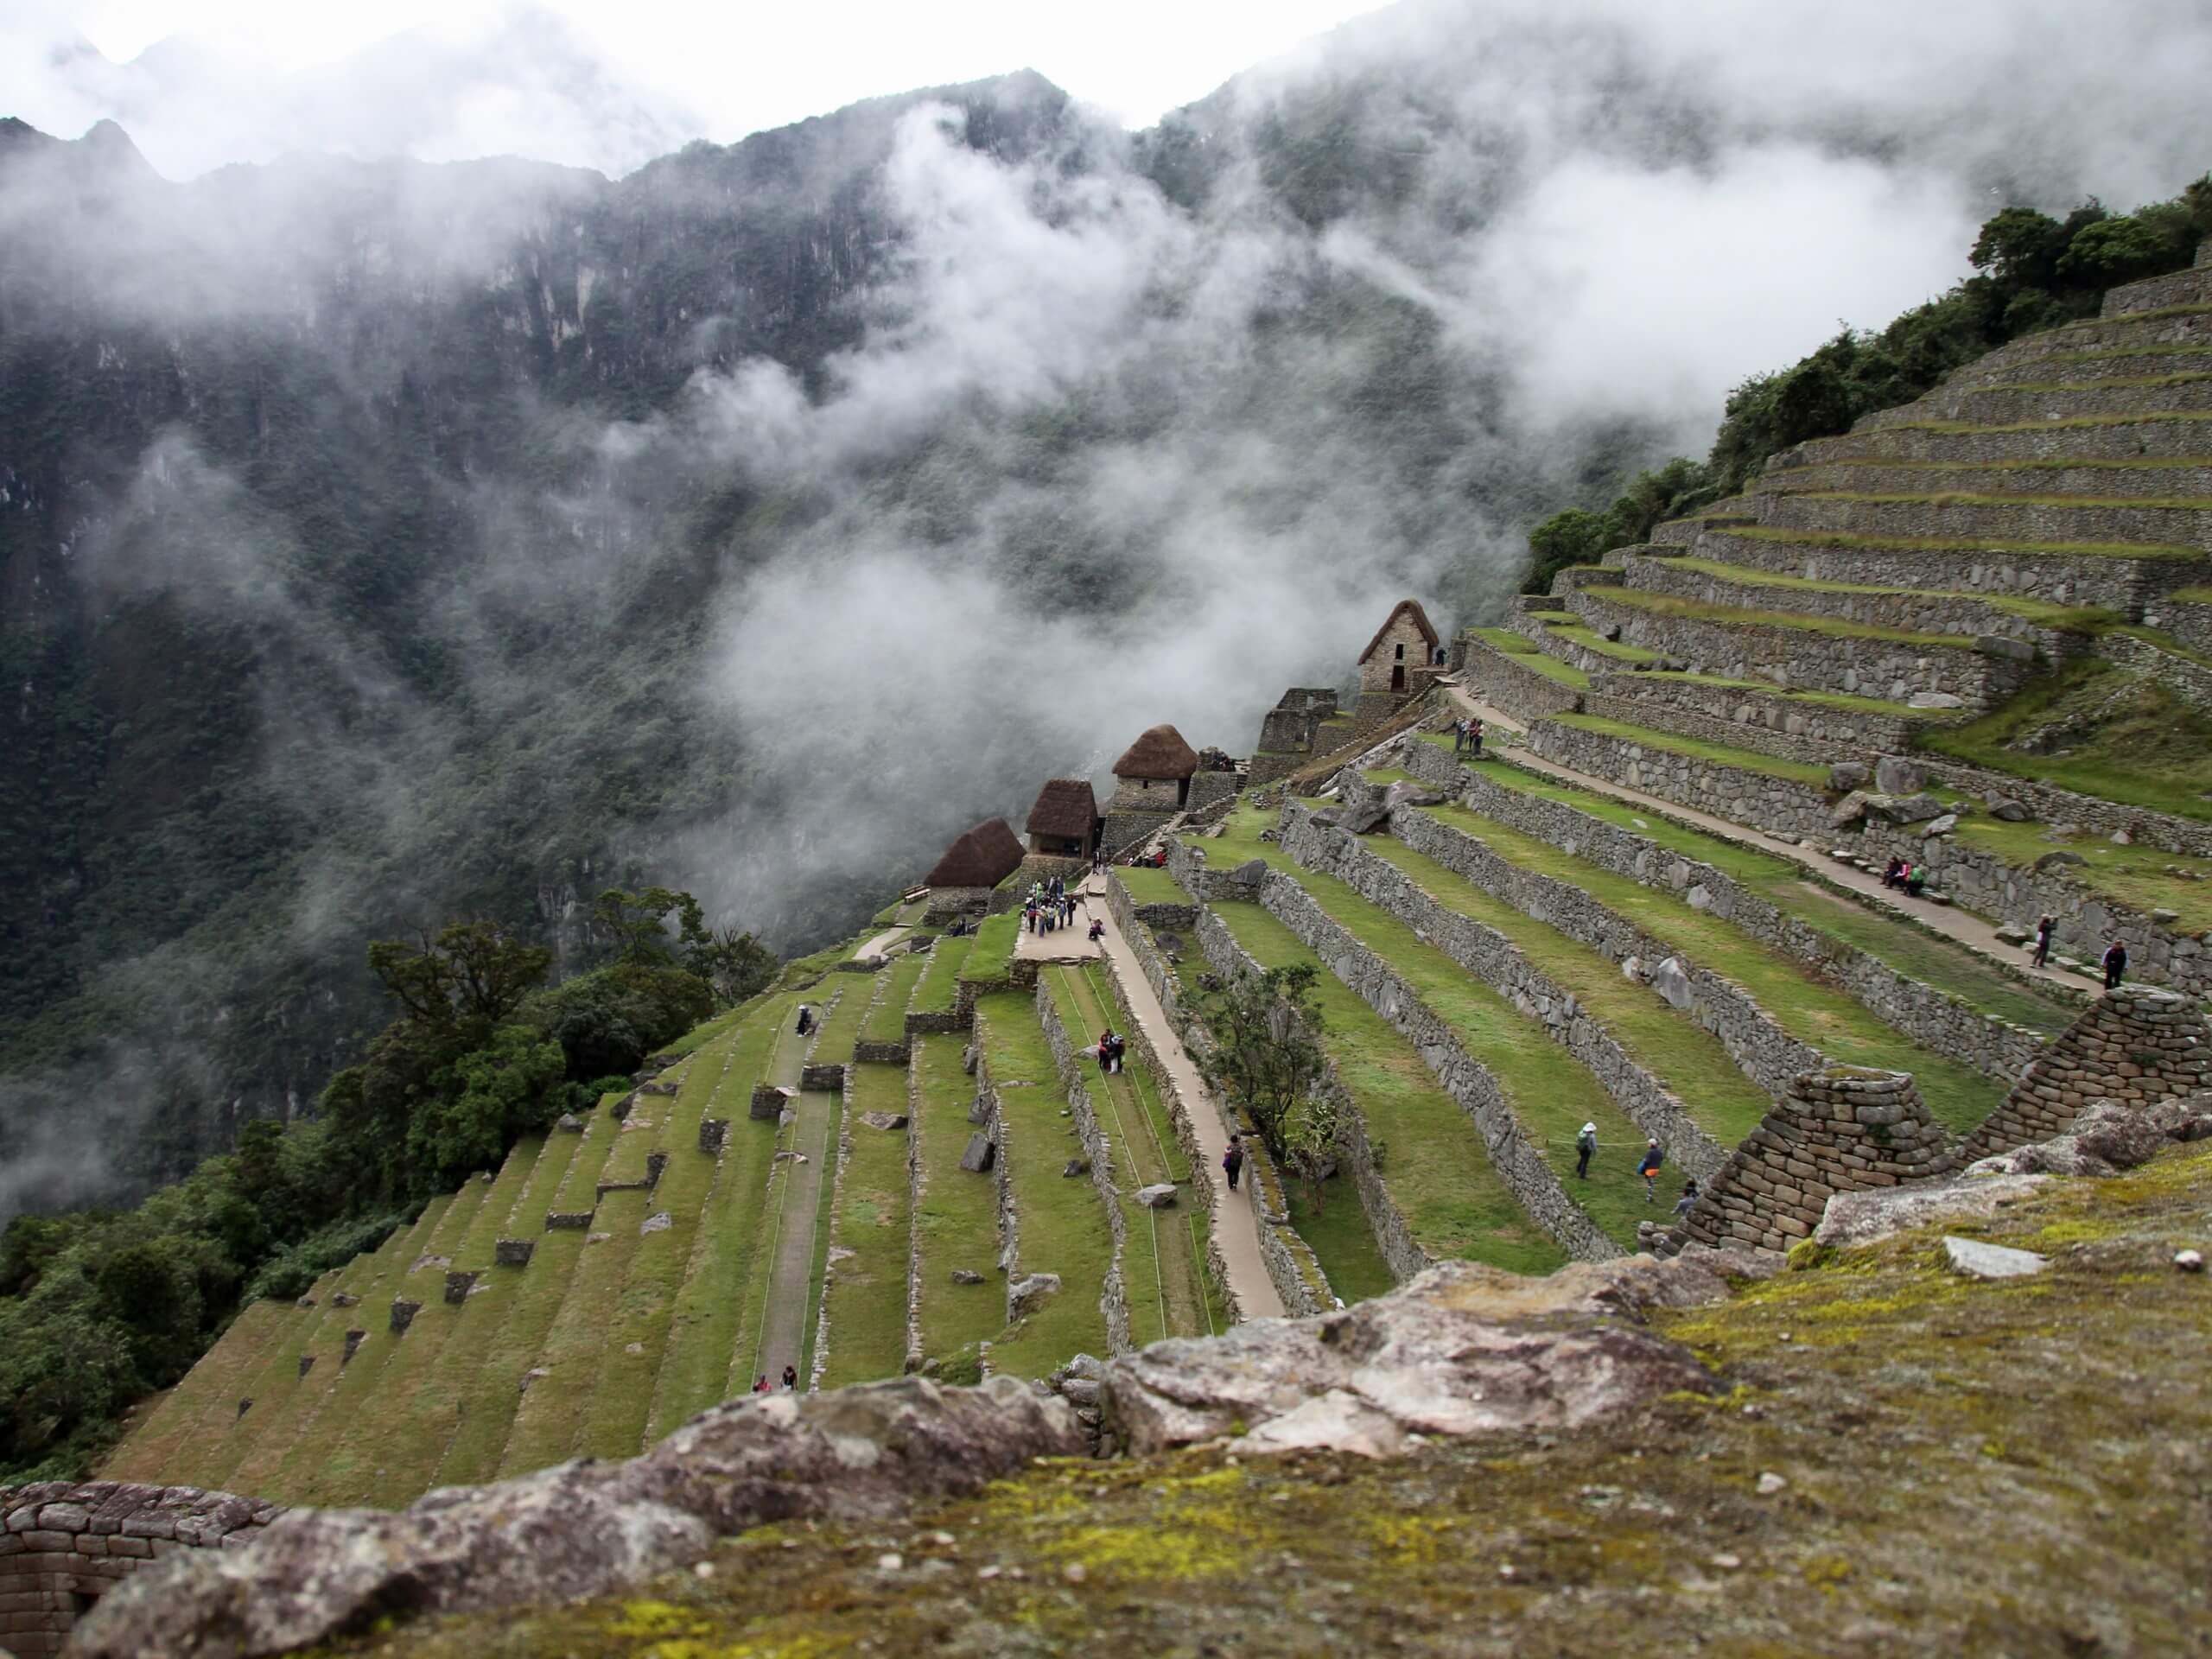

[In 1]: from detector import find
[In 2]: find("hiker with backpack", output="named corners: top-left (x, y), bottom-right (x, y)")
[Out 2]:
top-left (2104, 938), bottom-right (2129, 989)
top-left (1224, 1135), bottom-right (1245, 1192)
top-left (1638, 1139), bottom-right (1664, 1202)
top-left (2032, 915), bottom-right (2056, 968)
top-left (1574, 1122), bottom-right (1597, 1180)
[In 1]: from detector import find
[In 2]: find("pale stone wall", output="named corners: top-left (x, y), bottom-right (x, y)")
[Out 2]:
top-left (1517, 715), bottom-right (1841, 842)
top-left (0, 1482), bottom-right (282, 1657)
top-left (1107, 775), bottom-right (1185, 813)
top-left (1388, 740), bottom-right (2055, 1081)
top-left (1460, 635), bottom-right (1584, 724)
top-left (1359, 613), bottom-right (1434, 693)
top-left (2147, 596), bottom-right (2212, 656)
top-left (1585, 670), bottom-right (1921, 755)
top-left (1961, 988), bottom-right (2212, 1161)
top-left (1758, 490), bottom-right (2212, 553)
top-left (1678, 1069), bottom-right (1957, 1255)
top-left (1031, 979), bottom-right (1134, 1355)
top-left (1693, 528), bottom-right (2204, 614)
top-left (1616, 550), bottom-right (2075, 647)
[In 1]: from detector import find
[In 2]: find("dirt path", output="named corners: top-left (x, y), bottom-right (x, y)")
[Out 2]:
top-left (749, 1004), bottom-right (837, 1389)
top-left (1014, 883), bottom-right (1103, 963)
top-left (1440, 686), bottom-right (2090, 996)
top-left (1087, 877), bottom-right (1287, 1322)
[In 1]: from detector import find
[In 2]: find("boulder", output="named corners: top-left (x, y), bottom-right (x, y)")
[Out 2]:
top-left (1874, 792), bottom-right (1945, 825)
top-left (1230, 859), bottom-right (1269, 887)
top-left (1827, 761), bottom-right (1871, 792)
top-left (1994, 924), bottom-right (2031, 945)
top-left (1381, 781), bottom-right (1446, 812)
top-left (1989, 798), bottom-right (2032, 822)
top-left (1967, 1100), bottom-right (2175, 1179)
top-left (1942, 1236), bottom-right (2049, 1280)
top-left (1907, 691), bottom-right (1966, 710)
top-left (2111, 829), bottom-right (2133, 846)
top-left (950, 1269), bottom-right (986, 1286)
top-left (1134, 1184), bottom-right (1179, 1209)
top-left (2035, 850), bottom-right (2087, 872)
top-left (1975, 633), bottom-right (2037, 661)
top-left (554, 1114), bottom-right (585, 1134)
top-left (1827, 790), bottom-right (1873, 828)
top-left (1649, 957), bottom-right (1695, 1012)
top-left (1811, 1173), bottom-right (2049, 1252)
top-left (1008, 1273), bottom-right (1062, 1317)
top-left (2152, 907), bottom-right (2180, 925)
top-left (70, 1376), bottom-right (1083, 1659)
top-left (958, 1134), bottom-right (996, 1173)
top-left (1874, 755), bottom-right (1926, 797)
top-left (639, 1211), bottom-right (671, 1236)
top-left (1923, 813), bottom-right (1959, 837)
top-left (858, 1111), bottom-right (910, 1133)
top-left (1061, 1158), bottom-right (1090, 1179)
top-left (1099, 1260), bottom-right (1717, 1460)
top-left (1337, 798), bottom-right (1391, 836)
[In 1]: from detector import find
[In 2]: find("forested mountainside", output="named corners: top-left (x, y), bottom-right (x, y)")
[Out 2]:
top-left (3, 0), bottom-right (2207, 1217)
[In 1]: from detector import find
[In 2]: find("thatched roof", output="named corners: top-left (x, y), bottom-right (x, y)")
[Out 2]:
top-left (1026, 778), bottom-right (1100, 840)
top-left (1358, 598), bottom-right (1440, 664)
top-left (925, 818), bottom-right (1026, 889)
top-left (1111, 723), bottom-right (1199, 780)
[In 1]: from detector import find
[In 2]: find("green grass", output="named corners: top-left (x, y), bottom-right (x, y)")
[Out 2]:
top-left (973, 995), bottom-right (1115, 1373)
top-left (1408, 795), bottom-right (2012, 1134)
top-left (816, 1064), bottom-right (918, 1389)
top-left (1469, 627), bottom-right (1589, 687)
top-left (1918, 658), bottom-right (2212, 824)
top-left (963, 911), bottom-right (1021, 983)
top-left (911, 1034), bottom-right (1006, 1366)
top-left (1954, 817), bottom-right (2212, 936)
top-left (807, 975), bottom-right (876, 1062)
top-left (1585, 583), bottom-right (1979, 649)
top-left (793, 1084), bottom-right (846, 1389)
top-left (1545, 712), bottom-right (1834, 788)
top-left (861, 952), bottom-right (931, 1047)
top-left (1283, 1185), bottom-right (1397, 1303)
top-left (1791, 488), bottom-right (2212, 511)
top-left (910, 934), bottom-right (973, 1014)
top-left (644, 1009), bottom-right (793, 1439)
top-left (1419, 742), bottom-right (2073, 1034)
top-left (1954, 371), bottom-right (2212, 394)
top-left (1719, 523), bottom-right (2202, 560)
top-left (1893, 409), bottom-right (2212, 435)
top-left (1535, 622), bottom-right (1662, 664)
top-left (1638, 671), bottom-right (1930, 719)
top-left (100, 1298), bottom-right (289, 1489)
top-left (1116, 866), bottom-right (1192, 906)
top-left (1204, 899), bottom-right (1565, 1275)
top-left (1647, 556), bottom-right (2120, 635)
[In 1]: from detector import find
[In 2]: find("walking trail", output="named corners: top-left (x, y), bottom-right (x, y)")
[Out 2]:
top-left (753, 995), bottom-right (839, 1389)
top-left (853, 899), bottom-right (926, 961)
top-left (1084, 874), bottom-right (1288, 1322)
top-left (1440, 685), bottom-right (2090, 996)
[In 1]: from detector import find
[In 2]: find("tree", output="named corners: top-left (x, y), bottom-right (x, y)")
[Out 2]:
top-left (687, 924), bottom-right (778, 1007)
top-left (1190, 962), bottom-right (1330, 1165)
top-left (407, 1027), bottom-right (569, 1187)
top-left (593, 887), bottom-right (696, 964)
top-left (1521, 508), bottom-right (1613, 596)
top-left (366, 922), bottom-right (552, 1031)
top-left (1277, 1089), bottom-right (1343, 1213)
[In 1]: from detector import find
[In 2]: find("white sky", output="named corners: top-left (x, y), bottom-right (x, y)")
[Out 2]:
top-left (37, 0), bottom-right (1394, 138)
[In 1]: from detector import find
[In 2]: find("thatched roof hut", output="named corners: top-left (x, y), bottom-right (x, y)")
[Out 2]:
top-left (925, 818), bottom-right (1026, 890)
top-left (1026, 779), bottom-right (1101, 843)
top-left (1111, 724), bottom-right (1199, 780)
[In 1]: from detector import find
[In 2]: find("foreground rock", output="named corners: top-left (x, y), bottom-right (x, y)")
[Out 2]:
top-left (1102, 1256), bottom-right (1730, 1459)
top-left (69, 1377), bottom-right (1082, 1659)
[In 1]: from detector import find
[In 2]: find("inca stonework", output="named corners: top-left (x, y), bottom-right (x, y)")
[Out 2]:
top-left (1961, 988), bottom-right (2212, 1161)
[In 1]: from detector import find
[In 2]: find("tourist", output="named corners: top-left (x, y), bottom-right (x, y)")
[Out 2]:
top-left (1673, 1179), bottom-right (1700, 1223)
top-left (1881, 857), bottom-right (1904, 890)
top-left (1224, 1135), bottom-right (1245, 1192)
top-left (1574, 1122), bottom-right (1597, 1180)
top-left (1637, 1138), bottom-right (1664, 1202)
top-left (1088, 918), bottom-right (1106, 943)
top-left (2032, 915), bottom-right (2056, 969)
top-left (796, 1004), bottom-right (813, 1037)
top-left (1469, 719), bottom-right (1484, 758)
top-left (752, 1375), bottom-right (770, 1395)
top-left (2103, 938), bottom-right (2129, 989)
top-left (782, 1365), bottom-right (798, 1390)
top-left (1452, 716), bottom-right (1468, 754)
top-left (1097, 1030), bottom-right (1114, 1075)
top-left (1905, 863), bottom-right (1927, 899)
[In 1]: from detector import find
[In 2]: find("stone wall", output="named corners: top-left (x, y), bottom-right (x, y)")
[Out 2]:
top-left (1032, 980), bottom-right (1134, 1355)
top-left (1586, 670), bottom-right (1921, 756)
top-left (924, 886), bottom-right (992, 925)
top-left (1517, 715), bottom-right (1842, 843)
top-left (1276, 803), bottom-right (1732, 1185)
top-left (2106, 631), bottom-right (2212, 716)
top-left (1961, 988), bottom-right (2212, 1161)
top-left (1101, 807), bottom-right (1177, 861)
top-left (1460, 636), bottom-right (1584, 724)
top-left (806, 1061), bottom-right (859, 1392)
top-left (1185, 771), bottom-right (1243, 814)
top-left (1577, 690), bottom-right (1863, 768)
top-left (1891, 754), bottom-right (2212, 861)
top-left (0, 1482), bottom-right (282, 1657)
top-left (2147, 596), bottom-right (2212, 656)
top-left (1387, 744), bottom-right (2052, 1081)
top-left (1757, 489), bottom-right (2212, 554)
top-left (1108, 874), bottom-right (1338, 1315)
top-left (1567, 588), bottom-right (2031, 706)
top-left (1360, 612), bottom-right (1435, 693)
top-left (1678, 1068), bottom-right (1957, 1255)
top-left (1192, 906), bottom-right (1430, 1284)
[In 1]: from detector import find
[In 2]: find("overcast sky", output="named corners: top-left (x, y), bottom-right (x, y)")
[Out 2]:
top-left (9, 0), bottom-right (1395, 175)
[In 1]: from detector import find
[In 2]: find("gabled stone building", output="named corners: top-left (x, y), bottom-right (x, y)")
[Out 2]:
top-left (1025, 778), bottom-right (1103, 859)
top-left (922, 817), bottom-right (1026, 920)
top-left (1358, 599), bottom-right (1441, 696)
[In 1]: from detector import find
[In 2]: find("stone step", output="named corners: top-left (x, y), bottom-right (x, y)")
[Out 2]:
top-left (1754, 489), bottom-right (2212, 554)
top-left (1687, 526), bottom-right (2211, 616)
top-left (1944, 346), bottom-right (2212, 391)
top-left (1612, 550), bottom-right (2069, 645)
top-left (1857, 373), bottom-right (2212, 430)
top-left (2101, 262), bottom-right (2212, 319)
top-left (1564, 586), bottom-right (2032, 707)
top-left (1758, 457), bottom-right (2212, 501)
top-left (1781, 412), bottom-right (2212, 469)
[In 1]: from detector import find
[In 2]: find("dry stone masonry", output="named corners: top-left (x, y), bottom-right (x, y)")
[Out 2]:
top-left (1961, 988), bottom-right (2212, 1162)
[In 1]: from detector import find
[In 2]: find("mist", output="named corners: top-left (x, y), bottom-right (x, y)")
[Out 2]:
top-left (4, 0), bottom-right (2211, 1216)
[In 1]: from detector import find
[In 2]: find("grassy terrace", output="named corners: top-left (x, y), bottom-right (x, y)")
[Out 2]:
top-left (909, 934), bottom-right (973, 1014)
top-left (1532, 619), bottom-right (1662, 663)
top-left (1584, 582), bottom-right (1978, 649)
top-left (1717, 523), bottom-right (2202, 560)
top-left (816, 1064), bottom-right (916, 1388)
top-left (963, 910), bottom-right (1021, 984)
top-left (1208, 804), bottom-right (1707, 1243)
top-left (1282, 1184), bottom-right (1396, 1302)
top-left (808, 974), bottom-right (877, 1061)
top-left (643, 1007), bottom-right (793, 1440)
top-left (1543, 711), bottom-right (1834, 788)
top-left (1954, 371), bottom-right (2212, 394)
top-left (1415, 738), bottom-right (2074, 1035)
top-left (1046, 964), bottom-right (1218, 1344)
top-left (974, 993), bottom-right (1116, 1374)
top-left (910, 1034), bottom-right (1004, 1370)
top-left (860, 951), bottom-right (931, 1047)
top-left (1206, 898), bottom-right (1566, 1275)
top-left (1790, 487), bottom-right (2212, 511)
top-left (103, 1299), bottom-right (287, 1487)
top-left (1894, 409), bottom-right (2212, 435)
top-left (1470, 626), bottom-right (1588, 687)
top-left (1918, 658), bottom-right (2212, 823)
top-left (1639, 671), bottom-right (1929, 720)
top-left (1116, 865), bottom-right (1192, 906)
top-left (1406, 783), bottom-right (2012, 1133)
top-left (1955, 817), bottom-right (2212, 936)
top-left (1643, 556), bottom-right (2118, 634)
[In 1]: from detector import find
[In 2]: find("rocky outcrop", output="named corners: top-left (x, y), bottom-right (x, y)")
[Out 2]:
top-left (69, 1377), bottom-right (1083, 1659)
